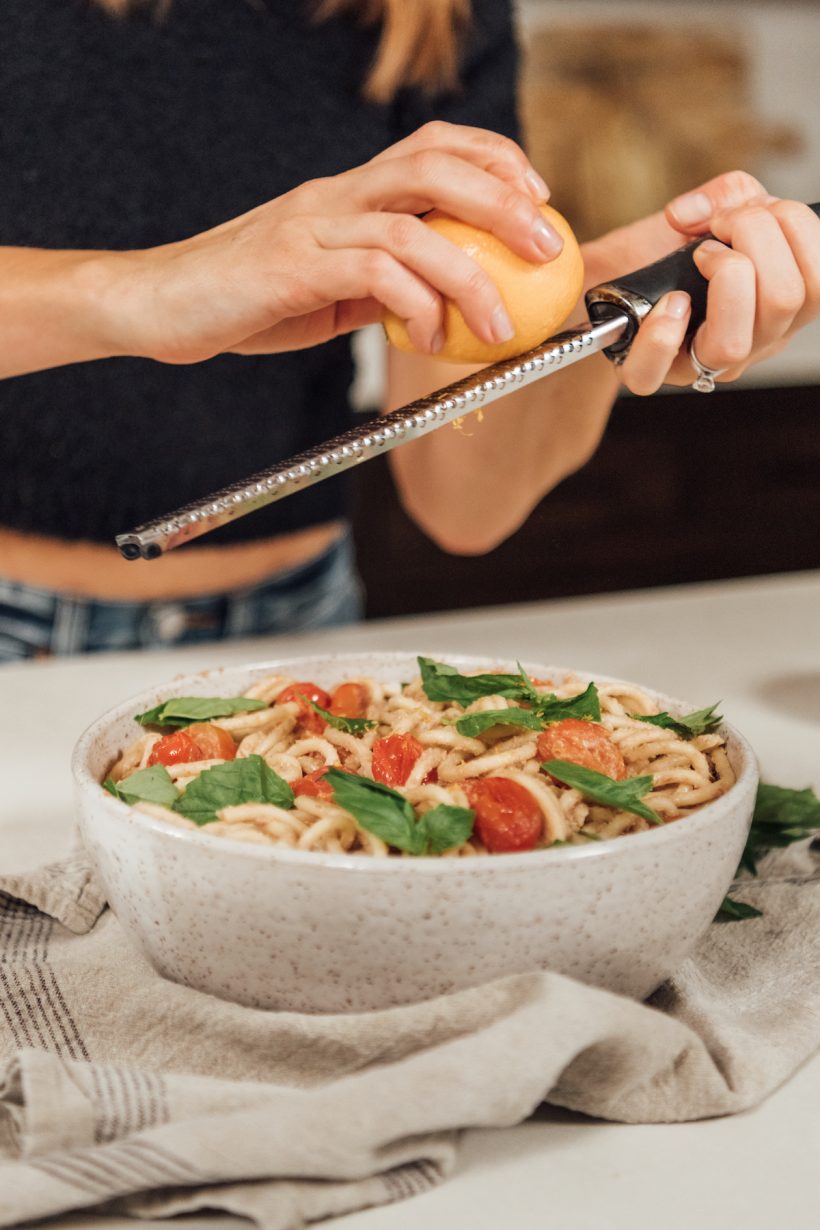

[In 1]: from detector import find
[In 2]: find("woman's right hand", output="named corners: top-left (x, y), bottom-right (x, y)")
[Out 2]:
top-left (105, 122), bottom-right (562, 364)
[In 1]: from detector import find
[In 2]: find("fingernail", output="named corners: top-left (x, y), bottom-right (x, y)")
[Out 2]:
top-left (664, 291), bottom-right (690, 320)
top-left (490, 304), bottom-right (515, 344)
top-left (430, 327), bottom-right (445, 354)
top-left (670, 191), bottom-right (712, 226)
top-left (532, 217), bottom-right (563, 259)
top-left (525, 169), bottom-right (550, 202)
top-left (696, 239), bottom-right (726, 256)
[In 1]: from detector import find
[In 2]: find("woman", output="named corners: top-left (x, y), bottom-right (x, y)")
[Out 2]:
top-left (1, 0), bottom-right (817, 659)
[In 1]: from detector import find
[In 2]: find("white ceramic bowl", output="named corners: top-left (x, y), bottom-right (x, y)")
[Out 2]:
top-left (73, 654), bottom-right (758, 1013)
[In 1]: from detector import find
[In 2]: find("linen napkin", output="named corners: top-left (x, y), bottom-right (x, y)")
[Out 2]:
top-left (0, 839), bottom-right (818, 1229)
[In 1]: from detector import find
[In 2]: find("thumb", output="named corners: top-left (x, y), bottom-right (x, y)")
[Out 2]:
top-left (665, 170), bottom-right (772, 236)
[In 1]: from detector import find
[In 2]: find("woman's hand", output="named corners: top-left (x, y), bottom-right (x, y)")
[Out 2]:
top-left (104, 122), bottom-right (560, 365)
top-left (386, 170), bottom-right (819, 555)
top-left (582, 171), bottom-right (820, 396)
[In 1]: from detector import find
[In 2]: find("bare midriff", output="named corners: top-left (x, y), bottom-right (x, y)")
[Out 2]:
top-left (0, 520), bottom-right (346, 602)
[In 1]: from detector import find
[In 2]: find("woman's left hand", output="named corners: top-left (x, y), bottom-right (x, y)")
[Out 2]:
top-left (582, 171), bottom-right (820, 396)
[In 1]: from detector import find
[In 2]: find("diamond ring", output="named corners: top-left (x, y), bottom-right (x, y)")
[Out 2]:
top-left (689, 339), bottom-right (727, 393)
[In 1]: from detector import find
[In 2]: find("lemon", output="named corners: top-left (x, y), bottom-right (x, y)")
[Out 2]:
top-left (384, 203), bottom-right (584, 364)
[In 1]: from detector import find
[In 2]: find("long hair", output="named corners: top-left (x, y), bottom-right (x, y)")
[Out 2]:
top-left (91, 1), bottom-right (471, 102)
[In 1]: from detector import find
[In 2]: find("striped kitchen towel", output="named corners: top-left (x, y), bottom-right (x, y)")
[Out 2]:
top-left (0, 839), bottom-right (818, 1228)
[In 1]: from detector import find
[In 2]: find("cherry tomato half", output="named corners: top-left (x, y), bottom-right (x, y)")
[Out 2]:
top-left (148, 729), bottom-right (206, 768)
top-left (371, 733), bottom-right (423, 787)
top-left (463, 777), bottom-right (542, 853)
top-left (329, 681), bottom-right (370, 720)
top-left (293, 766), bottom-right (355, 800)
top-left (536, 719), bottom-right (626, 780)
top-left (185, 722), bottom-right (237, 761)
top-left (277, 681), bottom-right (332, 734)
top-left (147, 722), bottom-right (236, 767)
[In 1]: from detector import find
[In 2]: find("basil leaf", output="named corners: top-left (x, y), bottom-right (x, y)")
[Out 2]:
top-left (632, 703), bottom-right (723, 740)
top-left (740, 782), bottom-right (820, 877)
top-left (325, 770), bottom-right (475, 856)
top-left (715, 896), bottom-right (763, 922)
top-left (325, 767), bottom-right (425, 854)
top-left (104, 765), bottom-right (179, 809)
top-left (534, 682), bottom-right (601, 725)
top-left (453, 708), bottom-right (546, 737)
top-left (174, 754), bottom-right (293, 825)
top-left (135, 696), bottom-right (268, 728)
top-left (543, 759), bottom-right (661, 825)
top-left (719, 781), bottom-right (820, 920)
top-left (419, 658), bottom-right (601, 730)
top-left (421, 804), bottom-right (475, 854)
top-left (510, 663), bottom-right (601, 724)
top-left (453, 688), bottom-right (601, 737)
top-left (515, 661), bottom-right (538, 697)
top-left (418, 657), bottom-right (529, 705)
top-left (310, 702), bottom-right (376, 735)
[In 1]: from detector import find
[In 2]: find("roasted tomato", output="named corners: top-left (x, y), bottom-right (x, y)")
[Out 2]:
top-left (277, 682), bottom-right (332, 734)
top-left (329, 681), bottom-right (370, 720)
top-left (536, 719), bottom-right (626, 780)
top-left (148, 729), bottom-right (206, 767)
top-left (293, 766), bottom-right (354, 800)
top-left (463, 777), bottom-right (542, 853)
top-left (371, 733), bottom-right (423, 787)
top-left (184, 722), bottom-right (237, 761)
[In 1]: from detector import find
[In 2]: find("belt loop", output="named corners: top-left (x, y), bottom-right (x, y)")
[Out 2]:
top-left (50, 595), bottom-right (91, 656)
top-left (224, 587), bottom-right (259, 640)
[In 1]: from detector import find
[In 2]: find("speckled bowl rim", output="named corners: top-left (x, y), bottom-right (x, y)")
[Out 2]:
top-left (72, 653), bottom-right (759, 874)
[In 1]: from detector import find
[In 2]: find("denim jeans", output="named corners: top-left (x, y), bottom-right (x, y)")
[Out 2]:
top-left (0, 531), bottom-right (363, 663)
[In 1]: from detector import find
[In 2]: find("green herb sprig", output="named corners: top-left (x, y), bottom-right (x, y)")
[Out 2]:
top-left (310, 701), bottom-right (376, 735)
top-left (419, 657), bottom-right (600, 731)
top-left (451, 708), bottom-right (546, 738)
top-left (714, 897), bottom-right (763, 921)
top-left (543, 759), bottom-right (661, 825)
top-left (531, 682), bottom-right (601, 724)
top-left (104, 765), bottom-right (179, 809)
top-left (172, 755), bottom-right (294, 825)
top-left (135, 696), bottom-right (268, 729)
top-left (740, 783), bottom-right (820, 874)
top-left (418, 657), bottom-right (533, 706)
top-left (632, 703), bottom-right (723, 740)
top-left (324, 767), bottom-right (474, 855)
top-left (717, 782), bottom-right (820, 921)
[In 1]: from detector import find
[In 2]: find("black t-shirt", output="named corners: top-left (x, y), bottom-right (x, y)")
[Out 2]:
top-left (0, 0), bottom-right (521, 545)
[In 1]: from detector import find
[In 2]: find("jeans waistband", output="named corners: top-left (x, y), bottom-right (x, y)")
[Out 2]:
top-left (0, 529), bottom-right (363, 661)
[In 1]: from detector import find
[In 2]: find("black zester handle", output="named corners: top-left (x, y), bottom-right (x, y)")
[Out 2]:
top-left (586, 201), bottom-right (820, 358)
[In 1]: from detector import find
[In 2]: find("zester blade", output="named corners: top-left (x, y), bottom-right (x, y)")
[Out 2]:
top-left (116, 312), bottom-right (628, 560)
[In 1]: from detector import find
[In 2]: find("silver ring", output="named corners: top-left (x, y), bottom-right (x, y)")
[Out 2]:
top-left (689, 339), bottom-right (727, 393)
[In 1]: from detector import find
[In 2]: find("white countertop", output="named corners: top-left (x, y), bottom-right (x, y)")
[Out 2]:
top-left (2, 570), bottom-right (819, 1229)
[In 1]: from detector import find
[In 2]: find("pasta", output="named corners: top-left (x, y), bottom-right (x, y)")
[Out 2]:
top-left (105, 662), bottom-right (736, 857)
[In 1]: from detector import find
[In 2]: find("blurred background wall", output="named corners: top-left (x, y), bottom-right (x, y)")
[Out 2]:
top-left (352, 0), bottom-right (820, 617)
